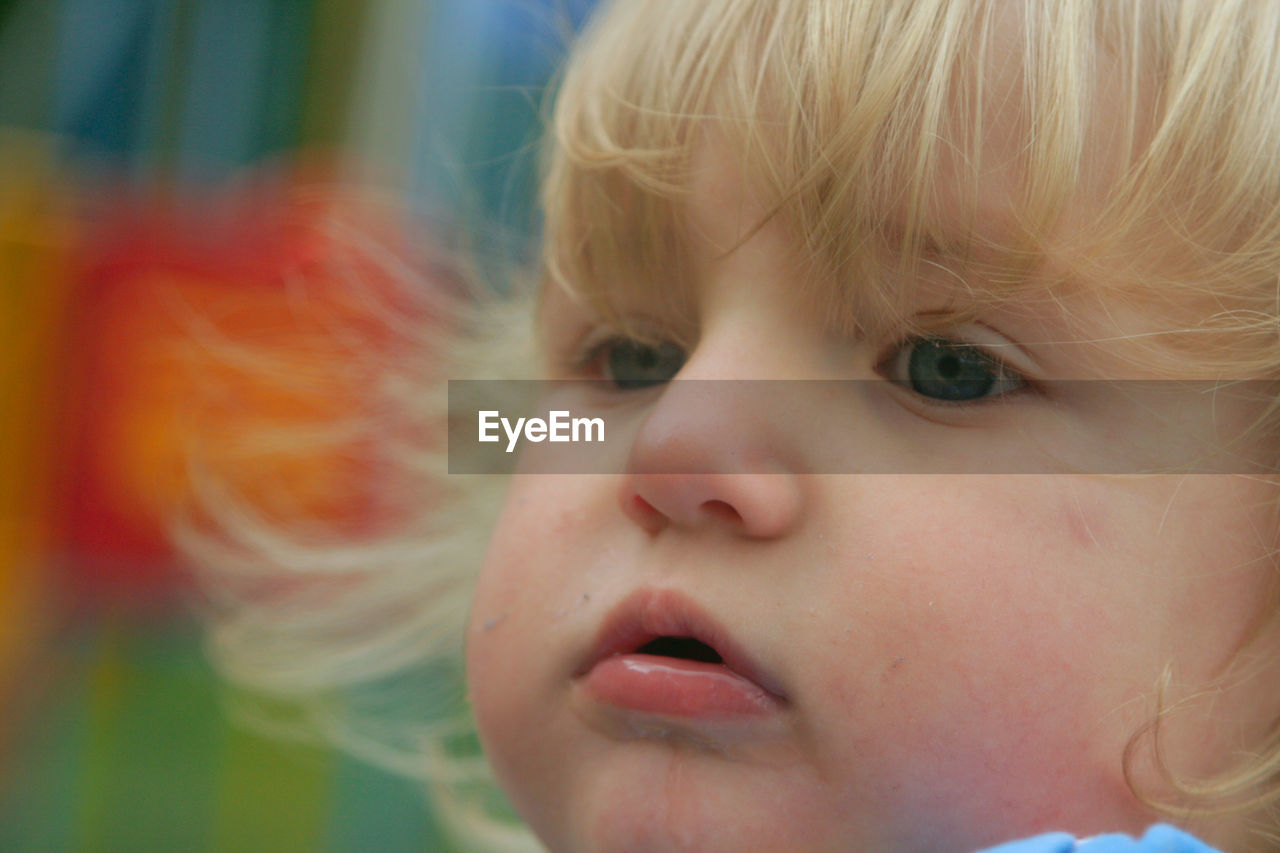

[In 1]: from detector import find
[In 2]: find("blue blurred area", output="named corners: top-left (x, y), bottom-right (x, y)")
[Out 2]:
top-left (52, 0), bottom-right (157, 158)
top-left (412, 0), bottom-right (596, 248)
top-left (0, 0), bottom-right (597, 238)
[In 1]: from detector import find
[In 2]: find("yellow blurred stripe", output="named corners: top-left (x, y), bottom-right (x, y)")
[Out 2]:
top-left (0, 128), bottom-right (77, 692)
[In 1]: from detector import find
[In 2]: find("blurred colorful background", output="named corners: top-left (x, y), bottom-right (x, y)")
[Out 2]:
top-left (0, 1), bottom-right (593, 850)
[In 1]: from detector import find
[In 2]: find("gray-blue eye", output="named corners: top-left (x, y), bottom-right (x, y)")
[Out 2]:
top-left (889, 337), bottom-right (1025, 402)
top-left (599, 339), bottom-right (686, 389)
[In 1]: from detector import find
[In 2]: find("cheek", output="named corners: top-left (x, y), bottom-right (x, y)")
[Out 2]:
top-left (464, 477), bottom-right (611, 825)
top-left (801, 480), bottom-right (1155, 834)
top-left (805, 476), bottom-right (1280, 838)
top-left (469, 478), bottom-right (598, 623)
top-left (466, 486), bottom-right (561, 772)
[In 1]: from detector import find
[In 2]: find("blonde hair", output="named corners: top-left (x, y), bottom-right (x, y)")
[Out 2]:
top-left (185, 1), bottom-right (1280, 850)
top-left (545, 0), bottom-right (1280, 377)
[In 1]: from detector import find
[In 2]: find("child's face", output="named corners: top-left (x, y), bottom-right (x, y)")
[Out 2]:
top-left (466, 133), bottom-right (1280, 853)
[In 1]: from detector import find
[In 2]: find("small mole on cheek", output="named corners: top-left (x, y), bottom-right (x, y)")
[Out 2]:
top-left (552, 593), bottom-right (594, 620)
top-left (881, 656), bottom-right (907, 683)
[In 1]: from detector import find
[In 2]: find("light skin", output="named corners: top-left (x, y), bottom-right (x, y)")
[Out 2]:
top-left (466, 47), bottom-right (1280, 853)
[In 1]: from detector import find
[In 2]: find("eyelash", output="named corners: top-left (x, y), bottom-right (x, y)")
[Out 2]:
top-left (567, 331), bottom-right (627, 376)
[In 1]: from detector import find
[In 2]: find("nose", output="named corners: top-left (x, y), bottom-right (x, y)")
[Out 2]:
top-left (617, 380), bottom-right (804, 539)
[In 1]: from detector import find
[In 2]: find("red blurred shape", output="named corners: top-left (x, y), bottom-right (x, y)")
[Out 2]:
top-left (57, 164), bottom-right (448, 607)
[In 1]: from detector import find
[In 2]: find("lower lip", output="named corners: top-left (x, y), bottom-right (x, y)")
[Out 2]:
top-left (581, 654), bottom-right (782, 718)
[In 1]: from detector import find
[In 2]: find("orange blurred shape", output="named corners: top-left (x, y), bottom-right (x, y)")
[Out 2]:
top-left (60, 167), bottom-right (444, 603)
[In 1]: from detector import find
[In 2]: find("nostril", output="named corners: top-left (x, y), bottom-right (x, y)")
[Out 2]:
top-left (624, 493), bottom-right (667, 535)
top-left (702, 499), bottom-right (742, 524)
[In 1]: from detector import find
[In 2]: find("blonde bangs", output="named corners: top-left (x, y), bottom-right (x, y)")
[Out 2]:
top-left (544, 0), bottom-right (1280, 373)
top-left (541, 0), bottom-right (1064, 341)
top-left (541, 0), bottom-right (760, 337)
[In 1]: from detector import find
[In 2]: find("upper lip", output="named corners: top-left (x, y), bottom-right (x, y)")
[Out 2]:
top-left (574, 588), bottom-right (789, 701)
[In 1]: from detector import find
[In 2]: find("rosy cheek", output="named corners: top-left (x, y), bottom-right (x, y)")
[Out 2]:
top-left (804, 483), bottom-right (1156, 836)
top-left (821, 615), bottom-right (1145, 836)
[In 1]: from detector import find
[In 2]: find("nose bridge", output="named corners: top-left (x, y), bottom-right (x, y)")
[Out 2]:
top-left (618, 376), bottom-right (804, 539)
top-left (689, 251), bottom-right (816, 382)
top-left (627, 379), bottom-right (761, 471)
top-left (615, 216), bottom-right (813, 538)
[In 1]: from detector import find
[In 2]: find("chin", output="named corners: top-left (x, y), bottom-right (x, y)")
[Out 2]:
top-left (522, 741), bottom-right (839, 853)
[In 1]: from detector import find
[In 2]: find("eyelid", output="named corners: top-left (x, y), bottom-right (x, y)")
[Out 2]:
top-left (569, 330), bottom-right (623, 379)
top-left (568, 326), bottom-right (639, 374)
top-left (546, 321), bottom-right (618, 377)
top-left (879, 323), bottom-right (1039, 380)
top-left (564, 319), bottom-right (684, 371)
top-left (951, 323), bottom-right (1042, 379)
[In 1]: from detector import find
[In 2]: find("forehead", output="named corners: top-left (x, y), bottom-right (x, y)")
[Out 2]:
top-left (677, 79), bottom-right (1132, 344)
top-left (549, 5), bottom-right (1101, 300)
top-left (543, 0), bottom-right (1279, 375)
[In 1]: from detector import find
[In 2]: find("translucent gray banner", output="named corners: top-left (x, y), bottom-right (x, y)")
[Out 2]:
top-left (447, 380), bottom-right (1279, 474)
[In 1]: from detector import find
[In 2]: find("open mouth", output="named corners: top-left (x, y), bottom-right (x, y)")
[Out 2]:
top-left (635, 636), bottom-right (724, 664)
top-left (575, 589), bottom-right (787, 719)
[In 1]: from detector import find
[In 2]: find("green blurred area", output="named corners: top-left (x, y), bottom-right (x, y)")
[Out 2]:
top-left (0, 618), bottom-right (454, 853)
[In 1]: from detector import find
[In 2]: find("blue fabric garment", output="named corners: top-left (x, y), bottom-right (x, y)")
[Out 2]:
top-left (976, 824), bottom-right (1221, 853)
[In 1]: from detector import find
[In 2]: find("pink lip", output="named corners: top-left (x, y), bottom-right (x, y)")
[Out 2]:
top-left (575, 589), bottom-right (787, 718)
